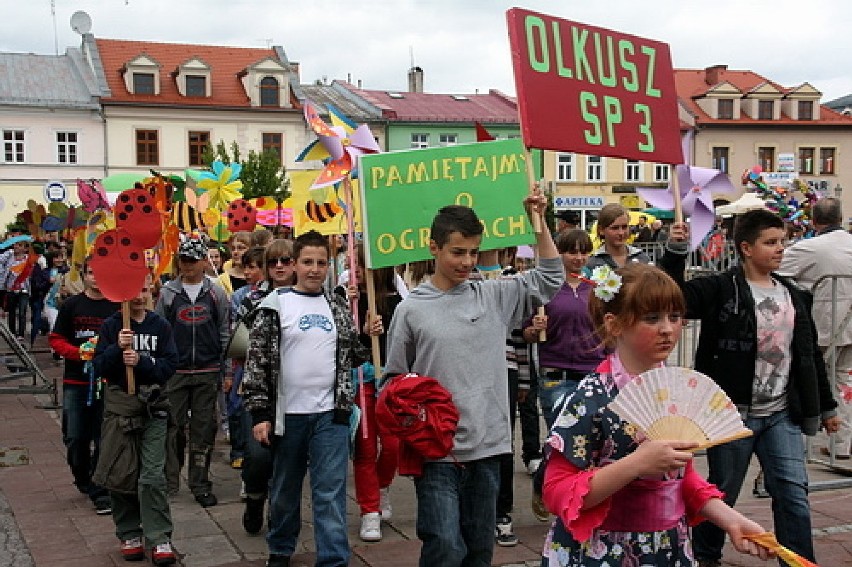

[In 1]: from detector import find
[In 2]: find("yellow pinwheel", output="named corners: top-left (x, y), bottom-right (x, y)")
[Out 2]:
top-left (196, 160), bottom-right (243, 210)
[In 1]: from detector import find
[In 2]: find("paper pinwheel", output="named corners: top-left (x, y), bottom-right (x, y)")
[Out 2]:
top-left (296, 101), bottom-right (381, 193)
top-left (196, 160), bottom-right (244, 210)
top-left (638, 166), bottom-right (737, 251)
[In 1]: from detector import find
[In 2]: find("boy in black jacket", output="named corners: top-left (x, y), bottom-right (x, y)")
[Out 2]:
top-left (93, 278), bottom-right (179, 565)
top-left (659, 209), bottom-right (839, 566)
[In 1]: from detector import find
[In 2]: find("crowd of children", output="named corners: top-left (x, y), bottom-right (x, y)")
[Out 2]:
top-left (15, 192), bottom-right (843, 567)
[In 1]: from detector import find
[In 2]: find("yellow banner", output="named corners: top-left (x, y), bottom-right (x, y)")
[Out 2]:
top-left (289, 171), bottom-right (362, 236)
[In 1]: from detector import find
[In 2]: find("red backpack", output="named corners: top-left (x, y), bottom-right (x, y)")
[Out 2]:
top-left (376, 373), bottom-right (460, 476)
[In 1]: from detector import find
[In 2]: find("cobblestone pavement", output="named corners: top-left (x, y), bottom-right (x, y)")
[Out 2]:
top-left (2, 339), bottom-right (852, 566)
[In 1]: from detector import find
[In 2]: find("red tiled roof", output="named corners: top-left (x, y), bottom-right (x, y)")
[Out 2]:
top-left (338, 82), bottom-right (518, 123)
top-left (96, 38), bottom-right (280, 107)
top-left (675, 68), bottom-right (852, 126)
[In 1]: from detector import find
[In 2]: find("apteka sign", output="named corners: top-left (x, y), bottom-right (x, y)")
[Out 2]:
top-left (507, 8), bottom-right (683, 165)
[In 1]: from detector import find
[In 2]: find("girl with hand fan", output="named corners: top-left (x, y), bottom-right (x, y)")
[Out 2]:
top-left (541, 263), bottom-right (773, 567)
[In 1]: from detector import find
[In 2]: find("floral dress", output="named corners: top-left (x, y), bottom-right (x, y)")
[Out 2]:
top-left (541, 355), bottom-right (723, 567)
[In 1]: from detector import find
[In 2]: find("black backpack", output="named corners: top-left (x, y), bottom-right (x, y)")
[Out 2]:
top-left (30, 264), bottom-right (52, 296)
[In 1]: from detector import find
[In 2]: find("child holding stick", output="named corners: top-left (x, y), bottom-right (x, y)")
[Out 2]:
top-left (541, 263), bottom-right (772, 566)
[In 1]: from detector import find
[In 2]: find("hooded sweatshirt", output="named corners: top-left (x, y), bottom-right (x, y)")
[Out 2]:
top-left (384, 256), bottom-right (563, 462)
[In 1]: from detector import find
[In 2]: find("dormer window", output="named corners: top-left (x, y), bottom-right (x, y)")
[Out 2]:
top-left (123, 55), bottom-right (161, 95)
top-left (174, 57), bottom-right (211, 98)
top-left (260, 76), bottom-right (279, 107)
top-left (133, 73), bottom-right (155, 95)
top-left (186, 75), bottom-right (207, 97)
top-left (758, 100), bottom-right (773, 120)
top-left (718, 99), bottom-right (733, 119)
top-left (798, 101), bottom-right (814, 121)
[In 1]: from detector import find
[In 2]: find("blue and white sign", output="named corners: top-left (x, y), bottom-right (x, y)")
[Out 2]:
top-left (43, 180), bottom-right (67, 202)
top-left (554, 196), bottom-right (605, 208)
top-left (763, 171), bottom-right (798, 187)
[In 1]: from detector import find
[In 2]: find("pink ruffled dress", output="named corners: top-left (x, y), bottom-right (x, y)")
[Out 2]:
top-left (540, 355), bottom-right (723, 567)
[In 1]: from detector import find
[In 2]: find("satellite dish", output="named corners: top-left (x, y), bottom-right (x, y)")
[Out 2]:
top-left (70, 11), bottom-right (92, 35)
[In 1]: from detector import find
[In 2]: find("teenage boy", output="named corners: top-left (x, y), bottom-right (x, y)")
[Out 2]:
top-left (659, 209), bottom-right (839, 566)
top-left (155, 236), bottom-right (230, 507)
top-left (93, 278), bottom-right (179, 565)
top-left (49, 259), bottom-right (120, 514)
top-left (384, 192), bottom-right (563, 567)
top-left (243, 230), bottom-right (375, 567)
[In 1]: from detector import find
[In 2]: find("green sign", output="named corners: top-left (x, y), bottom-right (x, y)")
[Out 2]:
top-left (359, 139), bottom-right (536, 269)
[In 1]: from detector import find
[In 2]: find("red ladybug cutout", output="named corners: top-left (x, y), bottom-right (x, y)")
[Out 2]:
top-left (227, 199), bottom-right (257, 232)
top-left (90, 228), bottom-right (149, 302)
top-left (114, 189), bottom-right (161, 249)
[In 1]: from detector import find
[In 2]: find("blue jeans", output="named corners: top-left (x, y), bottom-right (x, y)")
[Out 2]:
top-left (267, 411), bottom-right (349, 566)
top-left (241, 408), bottom-right (272, 497)
top-left (415, 457), bottom-right (500, 567)
top-left (61, 386), bottom-right (106, 500)
top-left (693, 411), bottom-right (815, 562)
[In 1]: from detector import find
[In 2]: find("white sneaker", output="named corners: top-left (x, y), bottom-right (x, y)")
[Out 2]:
top-left (526, 458), bottom-right (543, 476)
top-left (379, 487), bottom-right (392, 520)
top-left (359, 512), bottom-right (382, 542)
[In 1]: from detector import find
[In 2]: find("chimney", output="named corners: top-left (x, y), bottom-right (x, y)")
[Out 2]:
top-left (704, 64), bottom-right (727, 86)
top-left (408, 66), bottom-right (424, 93)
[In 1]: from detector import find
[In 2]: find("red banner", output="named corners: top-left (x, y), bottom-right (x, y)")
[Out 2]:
top-left (507, 8), bottom-right (684, 165)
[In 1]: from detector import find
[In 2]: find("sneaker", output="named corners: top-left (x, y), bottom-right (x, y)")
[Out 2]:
top-left (379, 486), bottom-right (393, 520)
top-left (243, 497), bottom-right (265, 535)
top-left (120, 537), bottom-right (144, 561)
top-left (526, 457), bottom-right (543, 476)
top-left (266, 553), bottom-right (291, 567)
top-left (496, 515), bottom-right (519, 547)
top-left (231, 457), bottom-right (244, 469)
top-left (195, 492), bottom-right (218, 508)
top-left (359, 512), bottom-right (382, 542)
top-left (95, 495), bottom-right (112, 515)
top-left (151, 542), bottom-right (177, 566)
top-left (820, 446), bottom-right (851, 460)
top-left (531, 492), bottom-right (550, 522)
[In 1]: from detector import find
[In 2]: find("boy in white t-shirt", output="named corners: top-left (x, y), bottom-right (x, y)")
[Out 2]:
top-left (242, 230), bottom-right (378, 567)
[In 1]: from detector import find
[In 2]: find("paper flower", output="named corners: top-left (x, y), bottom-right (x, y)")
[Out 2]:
top-left (196, 160), bottom-right (243, 210)
top-left (79, 337), bottom-right (98, 361)
top-left (296, 101), bottom-right (381, 192)
top-left (590, 265), bottom-right (622, 302)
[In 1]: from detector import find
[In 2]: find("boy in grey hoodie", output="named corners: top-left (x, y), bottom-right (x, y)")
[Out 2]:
top-left (384, 193), bottom-right (562, 567)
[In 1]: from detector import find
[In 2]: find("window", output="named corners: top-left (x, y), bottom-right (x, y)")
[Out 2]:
top-left (188, 131), bottom-right (210, 167)
top-left (712, 147), bottom-right (729, 173)
top-left (132, 73), bottom-right (155, 95)
top-left (556, 153), bottom-right (574, 181)
top-left (439, 133), bottom-right (458, 146)
top-left (3, 129), bottom-right (25, 163)
top-left (185, 75), bottom-right (206, 97)
top-left (798, 101), bottom-right (813, 121)
top-left (260, 76), bottom-right (279, 107)
top-left (718, 99), bottom-right (734, 119)
top-left (758, 147), bottom-right (775, 172)
top-left (262, 133), bottom-right (283, 161)
top-left (653, 163), bottom-right (670, 183)
top-left (625, 160), bottom-right (641, 182)
top-left (56, 131), bottom-right (78, 164)
top-left (411, 133), bottom-right (429, 149)
top-left (820, 148), bottom-right (836, 174)
top-left (798, 147), bottom-right (815, 174)
top-left (135, 129), bottom-right (159, 166)
top-left (758, 100), bottom-right (773, 120)
top-left (586, 156), bottom-right (604, 182)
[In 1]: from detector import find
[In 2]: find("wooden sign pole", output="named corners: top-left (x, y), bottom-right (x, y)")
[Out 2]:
top-left (121, 301), bottom-right (136, 395)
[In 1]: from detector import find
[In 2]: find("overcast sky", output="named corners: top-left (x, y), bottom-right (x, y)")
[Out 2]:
top-left (3, 0), bottom-right (851, 103)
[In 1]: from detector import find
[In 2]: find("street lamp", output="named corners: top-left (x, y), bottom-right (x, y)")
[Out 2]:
top-left (273, 176), bottom-right (290, 236)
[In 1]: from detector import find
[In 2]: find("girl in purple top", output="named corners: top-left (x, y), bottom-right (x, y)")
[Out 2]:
top-left (525, 229), bottom-right (607, 429)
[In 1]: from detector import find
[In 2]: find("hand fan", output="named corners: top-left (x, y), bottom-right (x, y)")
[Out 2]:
top-left (608, 367), bottom-right (752, 450)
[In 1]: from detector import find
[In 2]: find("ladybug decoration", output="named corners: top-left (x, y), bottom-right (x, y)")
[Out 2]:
top-left (114, 189), bottom-right (162, 249)
top-left (90, 228), bottom-right (149, 302)
top-left (226, 199), bottom-right (257, 233)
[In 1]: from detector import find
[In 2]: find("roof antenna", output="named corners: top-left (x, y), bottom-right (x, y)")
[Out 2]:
top-left (409, 46), bottom-right (415, 68)
top-left (50, 0), bottom-right (58, 55)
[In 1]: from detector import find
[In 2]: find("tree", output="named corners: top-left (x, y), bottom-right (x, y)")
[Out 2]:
top-left (202, 140), bottom-right (288, 200)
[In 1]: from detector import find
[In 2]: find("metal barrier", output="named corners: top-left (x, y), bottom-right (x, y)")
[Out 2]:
top-left (0, 320), bottom-right (58, 407)
top-left (805, 274), bottom-right (852, 483)
top-left (633, 240), bottom-right (738, 271)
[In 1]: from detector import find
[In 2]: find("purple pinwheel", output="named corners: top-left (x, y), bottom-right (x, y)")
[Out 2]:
top-left (296, 101), bottom-right (381, 191)
top-left (638, 165), bottom-right (737, 250)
